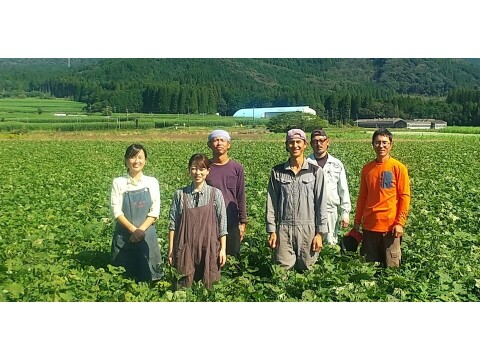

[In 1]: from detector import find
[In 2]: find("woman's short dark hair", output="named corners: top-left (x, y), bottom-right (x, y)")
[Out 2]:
top-left (188, 153), bottom-right (211, 170)
top-left (124, 144), bottom-right (147, 161)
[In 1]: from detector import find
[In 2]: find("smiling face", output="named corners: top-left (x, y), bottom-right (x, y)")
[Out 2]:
top-left (372, 134), bottom-right (393, 160)
top-left (126, 149), bottom-right (146, 176)
top-left (286, 138), bottom-right (307, 157)
top-left (188, 153), bottom-right (211, 186)
top-left (189, 164), bottom-right (210, 186)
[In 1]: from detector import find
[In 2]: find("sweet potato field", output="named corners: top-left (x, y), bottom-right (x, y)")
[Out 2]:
top-left (1, 131), bottom-right (479, 301)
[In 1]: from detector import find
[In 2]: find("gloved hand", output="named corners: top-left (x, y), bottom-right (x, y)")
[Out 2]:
top-left (129, 228), bottom-right (146, 243)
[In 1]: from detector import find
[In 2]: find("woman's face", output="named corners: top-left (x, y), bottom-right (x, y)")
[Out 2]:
top-left (189, 164), bottom-right (210, 184)
top-left (126, 150), bottom-right (146, 175)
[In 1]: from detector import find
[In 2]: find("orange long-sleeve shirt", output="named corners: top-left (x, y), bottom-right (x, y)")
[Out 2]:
top-left (354, 157), bottom-right (411, 232)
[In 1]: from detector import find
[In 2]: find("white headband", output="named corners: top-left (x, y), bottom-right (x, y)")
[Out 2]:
top-left (208, 129), bottom-right (231, 142)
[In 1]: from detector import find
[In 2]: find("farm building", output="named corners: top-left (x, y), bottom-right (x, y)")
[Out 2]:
top-left (233, 106), bottom-right (316, 119)
top-left (355, 118), bottom-right (448, 129)
top-left (408, 119), bottom-right (447, 129)
top-left (354, 118), bottom-right (401, 128)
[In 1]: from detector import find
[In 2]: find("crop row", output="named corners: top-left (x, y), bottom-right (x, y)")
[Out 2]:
top-left (1, 133), bottom-right (479, 301)
top-left (0, 118), bottom-right (258, 132)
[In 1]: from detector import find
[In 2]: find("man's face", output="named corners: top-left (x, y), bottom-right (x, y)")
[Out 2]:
top-left (310, 135), bottom-right (329, 158)
top-left (372, 135), bottom-right (392, 158)
top-left (208, 137), bottom-right (231, 155)
top-left (286, 138), bottom-right (307, 157)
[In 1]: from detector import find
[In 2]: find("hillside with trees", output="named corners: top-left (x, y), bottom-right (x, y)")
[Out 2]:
top-left (1, 58), bottom-right (479, 125)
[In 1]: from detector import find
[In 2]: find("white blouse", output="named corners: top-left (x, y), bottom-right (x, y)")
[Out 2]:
top-left (110, 173), bottom-right (160, 220)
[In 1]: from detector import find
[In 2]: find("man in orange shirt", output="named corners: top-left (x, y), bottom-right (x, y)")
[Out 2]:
top-left (354, 128), bottom-right (411, 268)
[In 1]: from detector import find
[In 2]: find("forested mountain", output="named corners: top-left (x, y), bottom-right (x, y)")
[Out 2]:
top-left (1, 58), bottom-right (480, 125)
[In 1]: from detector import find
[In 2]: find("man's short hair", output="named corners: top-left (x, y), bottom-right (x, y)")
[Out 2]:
top-left (372, 128), bottom-right (393, 144)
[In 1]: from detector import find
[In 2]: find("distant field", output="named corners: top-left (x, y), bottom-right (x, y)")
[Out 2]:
top-left (440, 126), bottom-right (480, 134)
top-left (1, 97), bottom-right (479, 135)
top-left (0, 98), bottom-right (86, 116)
top-left (0, 98), bottom-right (265, 131)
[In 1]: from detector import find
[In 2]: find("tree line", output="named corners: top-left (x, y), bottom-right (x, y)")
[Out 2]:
top-left (1, 58), bottom-right (480, 126)
top-left (37, 79), bottom-right (480, 126)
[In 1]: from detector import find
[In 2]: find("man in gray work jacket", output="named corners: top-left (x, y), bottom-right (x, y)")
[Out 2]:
top-left (266, 128), bottom-right (328, 271)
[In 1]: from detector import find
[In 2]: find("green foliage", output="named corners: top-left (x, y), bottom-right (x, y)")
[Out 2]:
top-left (2, 59), bottom-right (480, 125)
top-left (266, 112), bottom-right (329, 133)
top-left (0, 98), bottom-right (85, 115)
top-left (0, 132), bottom-right (479, 301)
top-left (439, 126), bottom-right (480, 134)
top-left (102, 106), bottom-right (112, 117)
top-left (0, 98), bottom-right (270, 132)
top-left (0, 120), bottom-right (156, 132)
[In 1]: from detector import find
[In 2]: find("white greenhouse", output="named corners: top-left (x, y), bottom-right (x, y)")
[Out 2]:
top-left (233, 106), bottom-right (316, 119)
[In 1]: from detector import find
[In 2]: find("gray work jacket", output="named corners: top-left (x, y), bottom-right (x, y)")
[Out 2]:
top-left (266, 158), bottom-right (328, 235)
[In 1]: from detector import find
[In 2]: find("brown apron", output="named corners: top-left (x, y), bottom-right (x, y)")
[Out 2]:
top-left (173, 188), bottom-right (220, 289)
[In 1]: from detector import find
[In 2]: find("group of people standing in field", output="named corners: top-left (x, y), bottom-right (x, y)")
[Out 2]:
top-left (110, 127), bottom-right (411, 289)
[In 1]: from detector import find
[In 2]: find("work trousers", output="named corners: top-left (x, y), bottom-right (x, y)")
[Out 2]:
top-left (360, 229), bottom-right (402, 268)
top-left (276, 222), bottom-right (318, 271)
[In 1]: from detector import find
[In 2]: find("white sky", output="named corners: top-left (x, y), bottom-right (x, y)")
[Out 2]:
top-left (2, 1), bottom-right (479, 58)
top-left (2, 1), bottom-right (479, 359)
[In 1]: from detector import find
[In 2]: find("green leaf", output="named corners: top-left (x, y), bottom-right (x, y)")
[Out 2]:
top-left (4, 282), bottom-right (25, 299)
top-left (301, 290), bottom-right (317, 301)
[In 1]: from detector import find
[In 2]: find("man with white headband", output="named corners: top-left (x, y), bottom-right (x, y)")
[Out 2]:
top-left (266, 128), bottom-right (328, 271)
top-left (206, 129), bottom-right (247, 258)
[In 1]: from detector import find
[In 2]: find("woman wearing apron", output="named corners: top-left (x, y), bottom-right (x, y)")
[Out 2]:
top-left (110, 144), bottom-right (163, 282)
top-left (168, 153), bottom-right (227, 289)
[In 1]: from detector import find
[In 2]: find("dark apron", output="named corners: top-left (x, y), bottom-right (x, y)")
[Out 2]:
top-left (111, 187), bottom-right (163, 282)
top-left (173, 188), bottom-right (220, 289)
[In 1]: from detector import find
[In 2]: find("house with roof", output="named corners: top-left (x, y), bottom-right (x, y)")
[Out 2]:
top-left (233, 106), bottom-right (316, 119)
top-left (354, 118), bottom-right (402, 128)
top-left (410, 119), bottom-right (447, 129)
top-left (355, 118), bottom-right (448, 129)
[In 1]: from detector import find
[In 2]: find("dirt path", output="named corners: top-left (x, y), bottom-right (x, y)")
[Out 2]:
top-left (0, 128), bottom-right (273, 141)
top-left (1, 128), bottom-right (478, 142)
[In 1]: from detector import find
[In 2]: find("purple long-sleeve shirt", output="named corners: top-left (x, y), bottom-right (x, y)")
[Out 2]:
top-left (206, 159), bottom-right (247, 228)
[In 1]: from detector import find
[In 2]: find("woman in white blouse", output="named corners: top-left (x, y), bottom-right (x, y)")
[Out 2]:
top-left (110, 144), bottom-right (163, 282)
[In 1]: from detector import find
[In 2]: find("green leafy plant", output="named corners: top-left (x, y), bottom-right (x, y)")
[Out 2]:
top-left (1, 133), bottom-right (479, 301)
